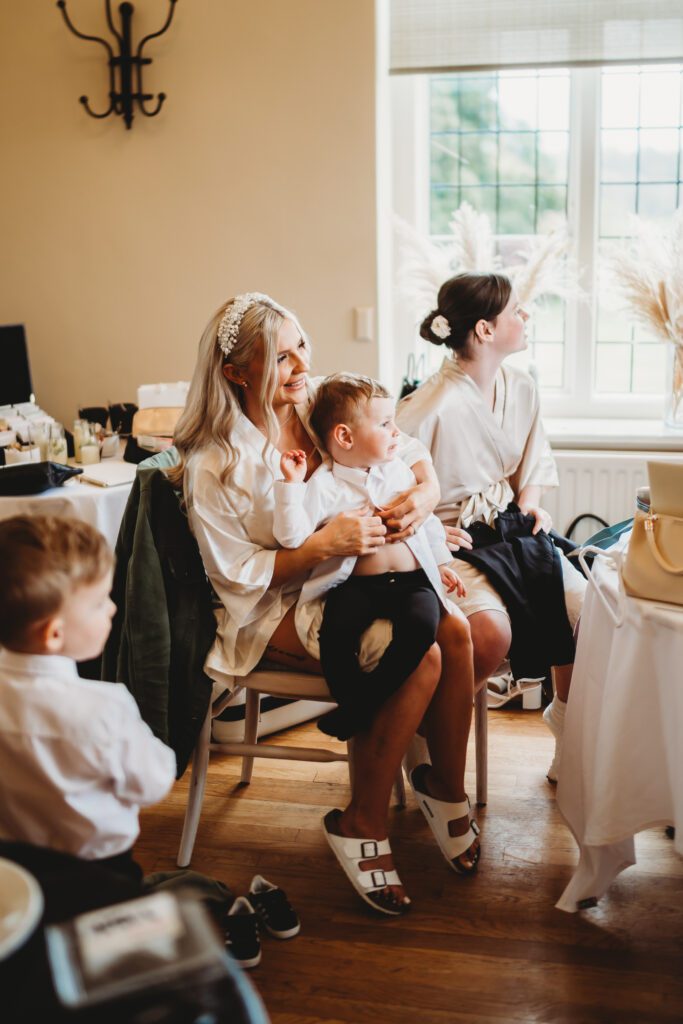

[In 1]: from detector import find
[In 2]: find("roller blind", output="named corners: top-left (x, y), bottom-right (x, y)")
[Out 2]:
top-left (390, 1), bottom-right (683, 75)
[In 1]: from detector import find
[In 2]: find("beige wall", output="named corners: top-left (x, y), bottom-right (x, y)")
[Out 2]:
top-left (0, 1), bottom-right (378, 426)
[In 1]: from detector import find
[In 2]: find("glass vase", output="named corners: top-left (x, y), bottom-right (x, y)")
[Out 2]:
top-left (664, 343), bottom-right (683, 430)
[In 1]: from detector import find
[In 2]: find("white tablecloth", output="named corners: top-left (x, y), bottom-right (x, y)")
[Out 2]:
top-left (0, 466), bottom-right (133, 548)
top-left (556, 548), bottom-right (683, 911)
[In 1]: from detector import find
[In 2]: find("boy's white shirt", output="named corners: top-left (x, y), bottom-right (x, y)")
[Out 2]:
top-left (273, 456), bottom-right (453, 652)
top-left (0, 648), bottom-right (176, 860)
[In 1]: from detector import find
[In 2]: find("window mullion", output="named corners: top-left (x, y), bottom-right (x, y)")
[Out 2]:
top-left (567, 66), bottom-right (599, 417)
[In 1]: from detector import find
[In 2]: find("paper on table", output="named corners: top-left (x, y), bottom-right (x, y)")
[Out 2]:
top-left (78, 461), bottom-right (137, 488)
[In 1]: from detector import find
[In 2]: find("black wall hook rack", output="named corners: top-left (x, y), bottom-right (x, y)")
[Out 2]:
top-left (56, 0), bottom-right (178, 130)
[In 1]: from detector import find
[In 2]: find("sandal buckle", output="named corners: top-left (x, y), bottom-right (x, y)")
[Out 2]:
top-left (370, 870), bottom-right (387, 887)
top-left (360, 840), bottom-right (379, 858)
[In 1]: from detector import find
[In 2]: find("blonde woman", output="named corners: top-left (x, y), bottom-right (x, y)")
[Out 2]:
top-left (171, 293), bottom-right (479, 916)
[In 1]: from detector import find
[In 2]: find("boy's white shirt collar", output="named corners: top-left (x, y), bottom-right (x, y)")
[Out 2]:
top-left (331, 460), bottom-right (382, 486)
top-left (0, 647), bottom-right (78, 680)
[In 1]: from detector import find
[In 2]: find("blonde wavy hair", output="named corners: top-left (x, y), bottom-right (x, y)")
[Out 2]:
top-left (167, 295), bottom-right (307, 492)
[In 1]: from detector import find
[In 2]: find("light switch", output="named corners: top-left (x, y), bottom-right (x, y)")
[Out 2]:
top-left (353, 306), bottom-right (375, 342)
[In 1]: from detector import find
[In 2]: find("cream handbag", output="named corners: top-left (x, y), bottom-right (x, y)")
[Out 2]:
top-left (621, 461), bottom-right (683, 606)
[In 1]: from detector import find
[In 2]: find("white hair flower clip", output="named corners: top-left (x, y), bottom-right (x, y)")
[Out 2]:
top-left (431, 314), bottom-right (451, 340)
top-left (217, 292), bottom-right (273, 357)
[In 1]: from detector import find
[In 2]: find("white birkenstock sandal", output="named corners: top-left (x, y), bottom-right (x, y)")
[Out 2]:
top-left (322, 809), bottom-right (410, 917)
top-left (409, 765), bottom-right (481, 874)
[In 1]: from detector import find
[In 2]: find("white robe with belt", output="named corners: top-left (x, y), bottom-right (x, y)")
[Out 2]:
top-left (184, 383), bottom-right (430, 687)
top-left (396, 355), bottom-right (558, 529)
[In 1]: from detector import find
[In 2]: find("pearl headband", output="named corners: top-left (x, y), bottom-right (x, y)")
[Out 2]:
top-left (217, 292), bottom-right (274, 357)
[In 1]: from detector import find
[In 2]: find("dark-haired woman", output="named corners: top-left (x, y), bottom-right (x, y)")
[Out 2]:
top-left (396, 273), bottom-right (587, 782)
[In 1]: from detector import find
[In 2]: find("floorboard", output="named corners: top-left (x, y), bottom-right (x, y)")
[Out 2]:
top-left (136, 705), bottom-right (683, 1023)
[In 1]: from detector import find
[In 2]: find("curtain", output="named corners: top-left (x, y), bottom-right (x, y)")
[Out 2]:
top-left (390, 1), bottom-right (683, 74)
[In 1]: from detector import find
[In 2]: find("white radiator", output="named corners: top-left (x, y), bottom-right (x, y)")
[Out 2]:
top-left (544, 450), bottom-right (680, 542)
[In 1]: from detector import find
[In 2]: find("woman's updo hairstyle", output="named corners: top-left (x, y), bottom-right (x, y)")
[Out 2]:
top-left (419, 273), bottom-right (512, 353)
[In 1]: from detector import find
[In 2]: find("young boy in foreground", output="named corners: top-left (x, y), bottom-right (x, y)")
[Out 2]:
top-left (0, 515), bottom-right (296, 983)
top-left (0, 514), bottom-right (177, 906)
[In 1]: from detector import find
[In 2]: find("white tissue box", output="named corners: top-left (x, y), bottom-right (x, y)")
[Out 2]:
top-left (5, 445), bottom-right (41, 464)
top-left (137, 382), bottom-right (189, 410)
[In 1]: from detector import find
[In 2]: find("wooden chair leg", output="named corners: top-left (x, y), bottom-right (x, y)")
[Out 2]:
top-left (346, 737), bottom-right (355, 791)
top-left (240, 689), bottom-right (261, 785)
top-left (474, 684), bottom-right (488, 807)
top-left (393, 768), bottom-right (406, 809)
top-left (177, 705), bottom-right (212, 867)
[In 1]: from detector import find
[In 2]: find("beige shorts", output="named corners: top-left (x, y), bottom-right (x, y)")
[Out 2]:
top-left (449, 551), bottom-right (587, 629)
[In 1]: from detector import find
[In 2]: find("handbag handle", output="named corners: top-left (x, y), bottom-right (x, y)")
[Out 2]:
top-left (405, 352), bottom-right (425, 383)
top-left (578, 545), bottom-right (626, 629)
top-left (645, 515), bottom-right (683, 574)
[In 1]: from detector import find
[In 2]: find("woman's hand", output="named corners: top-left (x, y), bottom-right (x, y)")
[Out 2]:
top-left (517, 486), bottom-right (551, 534)
top-left (377, 482), bottom-right (437, 543)
top-left (444, 525), bottom-right (473, 552)
top-left (440, 565), bottom-right (466, 597)
top-left (519, 505), bottom-right (552, 535)
top-left (317, 506), bottom-right (387, 557)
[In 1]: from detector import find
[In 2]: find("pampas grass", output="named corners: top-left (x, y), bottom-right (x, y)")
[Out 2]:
top-left (447, 203), bottom-right (498, 275)
top-left (608, 208), bottom-right (683, 425)
top-left (608, 208), bottom-right (683, 349)
top-left (394, 201), bottom-right (579, 322)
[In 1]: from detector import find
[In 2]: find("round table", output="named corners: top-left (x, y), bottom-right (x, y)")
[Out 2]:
top-left (0, 463), bottom-right (133, 548)
top-left (556, 541), bottom-right (683, 911)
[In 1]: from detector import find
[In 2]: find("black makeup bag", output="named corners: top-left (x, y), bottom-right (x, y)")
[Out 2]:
top-left (0, 461), bottom-right (83, 496)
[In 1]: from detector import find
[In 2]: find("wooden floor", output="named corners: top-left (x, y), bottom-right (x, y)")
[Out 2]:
top-left (136, 706), bottom-right (683, 1024)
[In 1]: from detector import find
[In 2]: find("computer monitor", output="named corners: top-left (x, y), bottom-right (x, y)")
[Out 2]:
top-left (0, 324), bottom-right (34, 406)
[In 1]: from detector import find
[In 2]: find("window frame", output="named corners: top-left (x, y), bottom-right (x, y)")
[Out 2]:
top-left (390, 67), bottom-right (669, 419)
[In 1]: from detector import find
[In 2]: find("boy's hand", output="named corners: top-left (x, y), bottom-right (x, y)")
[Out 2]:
top-left (440, 566), bottom-right (466, 597)
top-left (280, 449), bottom-right (307, 483)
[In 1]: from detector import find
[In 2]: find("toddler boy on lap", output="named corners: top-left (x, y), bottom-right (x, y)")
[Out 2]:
top-left (273, 373), bottom-right (465, 739)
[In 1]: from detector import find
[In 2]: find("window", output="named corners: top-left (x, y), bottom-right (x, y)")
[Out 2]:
top-left (391, 64), bottom-right (683, 418)
top-left (595, 66), bottom-right (683, 397)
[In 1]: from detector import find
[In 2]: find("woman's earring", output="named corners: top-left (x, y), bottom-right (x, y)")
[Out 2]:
top-left (241, 381), bottom-right (248, 388)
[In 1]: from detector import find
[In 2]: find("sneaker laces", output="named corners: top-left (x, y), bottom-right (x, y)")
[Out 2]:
top-left (253, 886), bottom-right (294, 922)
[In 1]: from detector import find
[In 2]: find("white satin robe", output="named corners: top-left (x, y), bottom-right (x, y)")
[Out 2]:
top-left (396, 355), bottom-right (559, 528)
top-left (184, 383), bottom-right (430, 689)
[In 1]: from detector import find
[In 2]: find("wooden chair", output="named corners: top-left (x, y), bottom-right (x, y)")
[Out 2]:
top-left (177, 666), bottom-right (488, 867)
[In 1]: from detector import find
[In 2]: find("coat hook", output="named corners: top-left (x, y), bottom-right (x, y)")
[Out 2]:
top-left (56, 1), bottom-right (178, 130)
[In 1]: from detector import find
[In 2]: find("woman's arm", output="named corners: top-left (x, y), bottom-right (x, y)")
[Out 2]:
top-left (270, 509), bottom-right (387, 586)
top-left (378, 458), bottom-right (440, 542)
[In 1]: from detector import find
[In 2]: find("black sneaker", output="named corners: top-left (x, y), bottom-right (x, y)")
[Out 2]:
top-left (224, 896), bottom-right (261, 968)
top-left (248, 875), bottom-right (301, 939)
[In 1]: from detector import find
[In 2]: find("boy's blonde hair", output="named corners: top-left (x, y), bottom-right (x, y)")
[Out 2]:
top-left (0, 515), bottom-right (113, 648)
top-left (309, 373), bottom-right (391, 444)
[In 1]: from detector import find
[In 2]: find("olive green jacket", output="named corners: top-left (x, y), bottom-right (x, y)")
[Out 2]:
top-left (102, 450), bottom-right (215, 777)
